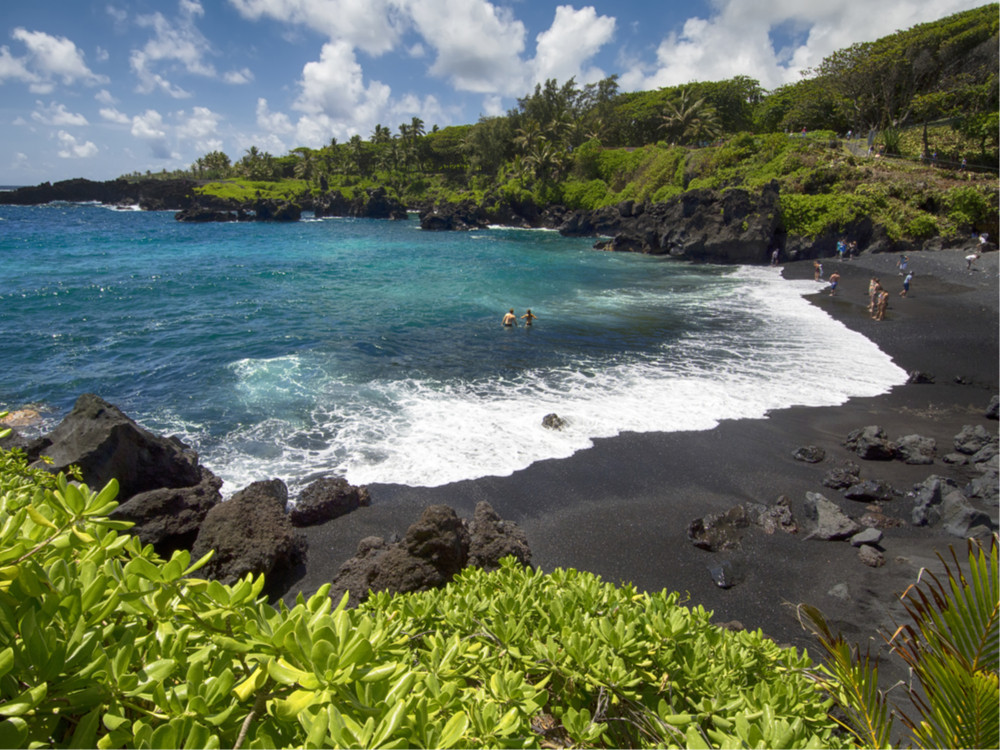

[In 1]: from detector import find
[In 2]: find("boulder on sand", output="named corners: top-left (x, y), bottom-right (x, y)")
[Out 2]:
top-left (191, 479), bottom-right (307, 598)
top-left (289, 476), bottom-right (372, 527)
top-left (329, 502), bottom-right (531, 607)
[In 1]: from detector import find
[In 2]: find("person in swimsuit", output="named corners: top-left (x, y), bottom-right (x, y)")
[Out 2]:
top-left (502, 309), bottom-right (517, 327)
top-left (520, 309), bottom-right (537, 326)
top-left (828, 271), bottom-right (840, 296)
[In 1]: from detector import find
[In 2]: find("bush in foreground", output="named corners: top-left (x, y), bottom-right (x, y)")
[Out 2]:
top-left (0, 441), bottom-right (845, 748)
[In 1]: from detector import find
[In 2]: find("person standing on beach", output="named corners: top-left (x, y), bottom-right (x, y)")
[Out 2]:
top-left (836, 240), bottom-right (845, 261)
top-left (874, 289), bottom-right (890, 320)
top-left (868, 278), bottom-right (882, 315)
top-left (897, 254), bottom-right (908, 275)
top-left (828, 271), bottom-right (840, 296)
top-left (966, 253), bottom-right (980, 271)
top-left (813, 260), bottom-right (823, 281)
top-left (520, 309), bottom-right (537, 326)
top-left (771, 248), bottom-right (780, 266)
top-left (900, 272), bottom-right (913, 297)
top-left (502, 309), bottom-right (517, 327)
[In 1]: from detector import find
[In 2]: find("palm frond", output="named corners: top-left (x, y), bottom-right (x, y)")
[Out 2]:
top-left (797, 603), bottom-right (895, 748)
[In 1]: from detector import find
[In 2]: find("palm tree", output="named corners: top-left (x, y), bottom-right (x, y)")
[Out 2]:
top-left (661, 89), bottom-right (722, 145)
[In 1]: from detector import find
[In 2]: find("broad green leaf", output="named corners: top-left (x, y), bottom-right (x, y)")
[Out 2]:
top-left (438, 711), bottom-right (469, 749)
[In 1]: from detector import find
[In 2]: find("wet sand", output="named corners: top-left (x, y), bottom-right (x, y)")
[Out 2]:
top-left (290, 247), bottom-right (998, 660)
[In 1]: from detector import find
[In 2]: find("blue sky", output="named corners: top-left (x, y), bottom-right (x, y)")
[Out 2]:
top-left (0, 0), bottom-right (987, 184)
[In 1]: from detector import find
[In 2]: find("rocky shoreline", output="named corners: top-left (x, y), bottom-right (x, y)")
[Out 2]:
top-left (3, 177), bottom-right (992, 265)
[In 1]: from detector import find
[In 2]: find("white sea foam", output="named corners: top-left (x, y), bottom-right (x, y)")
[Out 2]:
top-left (188, 265), bottom-right (907, 494)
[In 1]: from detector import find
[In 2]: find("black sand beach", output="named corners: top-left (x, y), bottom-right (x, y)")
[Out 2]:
top-left (290, 248), bottom-right (998, 661)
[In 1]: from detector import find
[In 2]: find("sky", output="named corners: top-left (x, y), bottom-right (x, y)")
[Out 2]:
top-left (0, 0), bottom-right (989, 184)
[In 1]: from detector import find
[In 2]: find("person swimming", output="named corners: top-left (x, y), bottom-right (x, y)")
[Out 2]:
top-left (502, 308), bottom-right (517, 327)
top-left (520, 309), bottom-right (537, 326)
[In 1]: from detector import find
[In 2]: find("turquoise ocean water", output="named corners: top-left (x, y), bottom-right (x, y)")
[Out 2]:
top-left (1, 202), bottom-right (907, 492)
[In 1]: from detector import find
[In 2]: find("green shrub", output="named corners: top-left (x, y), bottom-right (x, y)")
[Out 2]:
top-left (0, 447), bottom-right (848, 749)
top-left (562, 179), bottom-right (611, 210)
top-left (906, 213), bottom-right (939, 239)
top-left (945, 185), bottom-right (990, 229)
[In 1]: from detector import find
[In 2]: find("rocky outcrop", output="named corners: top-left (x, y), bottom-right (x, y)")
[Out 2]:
top-left (288, 476), bottom-right (372, 527)
top-left (191, 479), bottom-right (307, 597)
top-left (0, 178), bottom-right (198, 209)
top-left (313, 187), bottom-right (407, 220)
top-left (420, 200), bottom-right (489, 230)
top-left (25, 393), bottom-right (204, 502)
top-left (329, 502), bottom-right (531, 607)
top-left (567, 183), bottom-right (783, 264)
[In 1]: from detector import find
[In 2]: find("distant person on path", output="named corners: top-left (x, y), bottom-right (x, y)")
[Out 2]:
top-left (900, 272), bottom-right (913, 297)
top-left (828, 271), bottom-right (840, 296)
top-left (966, 252), bottom-right (980, 271)
top-left (520, 309), bottom-right (537, 326)
top-left (771, 248), bottom-right (780, 266)
top-left (502, 309), bottom-right (517, 327)
top-left (836, 240), bottom-right (846, 261)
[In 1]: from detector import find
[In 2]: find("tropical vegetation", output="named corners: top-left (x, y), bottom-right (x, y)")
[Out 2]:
top-left (125, 5), bottom-right (998, 242)
top-left (0, 438), bottom-right (849, 749)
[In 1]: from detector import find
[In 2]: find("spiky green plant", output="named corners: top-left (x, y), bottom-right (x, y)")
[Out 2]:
top-left (801, 536), bottom-right (998, 749)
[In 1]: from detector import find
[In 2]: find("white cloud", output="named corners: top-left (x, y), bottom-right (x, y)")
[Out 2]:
top-left (227, 0), bottom-right (404, 55)
top-left (224, 67), bottom-right (254, 84)
top-left (176, 106), bottom-right (224, 151)
top-left (56, 130), bottom-right (99, 158)
top-left (532, 5), bottom-right (615, 87)
top-left (292, 40), bottom-right (392, 143)
top-left (256, 98), bottom-right (294, 134)
top-left (2, 28), bottom-right (107, 93)
top-left (130, 0), bottom-right (216, 96)
top-left (31, 100), bottom-right (89, 126)
top-left (100, 107), bottom-right (132, 125)
top-left (95, 89), bottom-right (117, 105)
top-left (131, 109), bottom-right (173, 158)
top-left (622, 0), bottom-right (986, 91)
top-left (405, 0), bottom-right (528, 94)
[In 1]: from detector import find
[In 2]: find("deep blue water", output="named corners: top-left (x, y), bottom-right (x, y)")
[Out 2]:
top-left (0, 203), bottom-right (906, 491)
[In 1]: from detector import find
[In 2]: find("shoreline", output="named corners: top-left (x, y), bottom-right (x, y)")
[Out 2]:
top-left (290, 247), bottom-right (998, 660)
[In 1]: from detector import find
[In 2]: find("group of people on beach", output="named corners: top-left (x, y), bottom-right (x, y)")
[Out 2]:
top-left (502, 308), bottom-right (537, 327)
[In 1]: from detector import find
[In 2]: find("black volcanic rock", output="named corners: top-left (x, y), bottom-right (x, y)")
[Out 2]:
top-left (191, 479), bottom-right (307, 597)
top-left (25, 393), bottom-right (203, 502)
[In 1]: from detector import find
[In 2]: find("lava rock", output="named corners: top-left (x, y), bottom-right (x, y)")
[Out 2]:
top-left (289, 476), bottom-right (372, 527)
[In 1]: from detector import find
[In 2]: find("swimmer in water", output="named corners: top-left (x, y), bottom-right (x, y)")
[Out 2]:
top-left (502, 308), bottom-right (517, 327)
top-left (520, 309), bottom-right (537, 326)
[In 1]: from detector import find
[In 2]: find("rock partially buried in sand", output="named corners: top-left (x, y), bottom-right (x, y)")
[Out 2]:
top-left (843, 479), bottom-right (897, 503)
top-left (288, 476), bottom-right (372, 527)
top-left (822, 461), bottom-right (861, 490)
top-left (894, 434), bottom-right (936, 465)
top-left (792, 445), bottom-right (826, 463)
top-left (986, 395), bottom-right (999, 420)
top-left (850, 528), bottom-right (883, 547)
top-left (844, 425), bottom-right (895, 461)
top-left (802, 492), bottom-right (861, 541)
top-left (953, 425), bottom-right (996, 455)
top-left (858, 545), bottom-right (885, 567)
